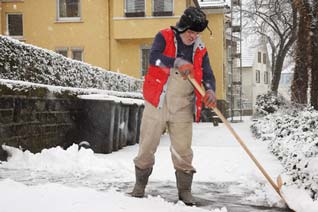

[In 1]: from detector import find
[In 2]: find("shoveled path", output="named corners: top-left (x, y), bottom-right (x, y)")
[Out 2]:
top-left (115, 181), bottom-right (292, 212)
top-left (0, 166), bottom-right (292, 212)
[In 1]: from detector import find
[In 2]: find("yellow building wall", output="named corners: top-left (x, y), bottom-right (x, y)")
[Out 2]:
top-left (202, 13), bottom-right (225, 100)
top-left (110, 38), bottom-right (152, 75)
top-left (1, 0), bottom-right (110, 70)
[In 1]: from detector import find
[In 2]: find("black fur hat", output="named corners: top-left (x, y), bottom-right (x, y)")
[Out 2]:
top-left (172, 6), bottom-right (208, 33)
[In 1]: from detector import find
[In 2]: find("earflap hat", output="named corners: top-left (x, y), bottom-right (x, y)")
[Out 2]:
top-left (172, 6), bottom-right (208, 33)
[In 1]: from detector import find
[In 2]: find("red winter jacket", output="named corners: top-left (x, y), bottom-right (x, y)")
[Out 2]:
top-left (143, 28), bottom-right (207, 122)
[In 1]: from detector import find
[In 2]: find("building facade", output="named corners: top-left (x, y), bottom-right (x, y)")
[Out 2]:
top-left (241, 40), bottom-right (272, 115)
top-left (0, 0), bottom-right (228, 103)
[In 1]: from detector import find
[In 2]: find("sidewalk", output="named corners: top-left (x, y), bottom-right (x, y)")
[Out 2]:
top-left (0, 118), bottom-right (290, 211)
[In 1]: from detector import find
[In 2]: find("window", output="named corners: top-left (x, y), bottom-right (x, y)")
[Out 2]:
top-left (258, 52), bottom-right (262, 63)
top-left (55, 47), bottom-right (83, 61)
top-left (256, 70), bottom-right (260, 83)
top-left (264, 71), bottom-right (269, 84)
top-left (263, 53), bottom-right (266, 64)
top-left (153, 0), bottom-right (173, 16)
top-left (7, 14), bottom-right (23, 37)
top-left (141, 47), bottom-right (150, 77)
top-left (56, 48), bottom-right (68, 57)
top-left (125, 0), bottom-right (145, 17)
top-left (72, 48), bottom-right (83, 61)
top-left (58, 0), bottom-right (81, 21)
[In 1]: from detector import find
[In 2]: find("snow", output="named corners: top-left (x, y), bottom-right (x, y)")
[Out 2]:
top-left (0, 117), bottom-right (295, 212)
top-left (252, 106), bottom-right (318, 200)
top-left (1, 11), bottom-right (318, 212)
top-left (0, 179), bottom-right (228, 212)
top-left (282, 185), bottom-right (318, 212)
top-left (199, 0), bottom-right (229, 8)
top-left (0, 78), bottom-right (143, 100)
top-left (0, 80), bottom-right (317, 212)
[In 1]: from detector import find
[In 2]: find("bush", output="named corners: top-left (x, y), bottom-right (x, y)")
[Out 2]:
top-left (251, 106), bottom-right (318, 200)
top-left (254, 92), bottom-right (286, 116)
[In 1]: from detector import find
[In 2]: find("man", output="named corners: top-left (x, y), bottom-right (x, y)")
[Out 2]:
top-left (130, 6), bottom-right (216, 205)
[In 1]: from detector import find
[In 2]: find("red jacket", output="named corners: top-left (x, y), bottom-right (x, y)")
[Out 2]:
top-left (143, 28), bottom-right (207, 122)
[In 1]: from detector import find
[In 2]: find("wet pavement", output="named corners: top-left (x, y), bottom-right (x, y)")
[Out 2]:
top-left (0, 168), bottom-right (292, 212)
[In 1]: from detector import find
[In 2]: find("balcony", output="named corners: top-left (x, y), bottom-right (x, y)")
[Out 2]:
top-left (113, 16), bottom-right (178, 40)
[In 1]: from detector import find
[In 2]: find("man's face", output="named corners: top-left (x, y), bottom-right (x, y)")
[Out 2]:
top-left (180, 29), bottom-right (200, 46)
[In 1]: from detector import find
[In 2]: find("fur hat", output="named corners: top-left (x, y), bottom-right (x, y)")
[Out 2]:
top-left (172, 6), bottom-right (208, 33)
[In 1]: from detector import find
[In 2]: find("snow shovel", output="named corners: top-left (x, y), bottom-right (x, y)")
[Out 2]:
top-left (187, 76), bottom-right (294, 210)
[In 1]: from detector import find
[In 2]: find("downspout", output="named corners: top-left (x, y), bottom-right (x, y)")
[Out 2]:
top-left (108, 0), bottom-right (111, 71)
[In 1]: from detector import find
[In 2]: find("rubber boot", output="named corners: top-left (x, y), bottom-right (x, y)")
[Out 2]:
top-left (175, 170), bottom-right (196, 206)
top-left (130, 166), bottom-right (153, 197)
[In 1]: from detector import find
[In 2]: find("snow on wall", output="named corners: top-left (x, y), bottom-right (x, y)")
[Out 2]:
top-left (0, 35), bottom-right (143, 94)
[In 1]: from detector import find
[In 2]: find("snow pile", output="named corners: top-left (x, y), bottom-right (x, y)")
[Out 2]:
top-left (1, 144), bottom-right (122, 176)
top-left (0, 35), bottom-right (142, 93)
top-left (251, 96), bottom-right (318, 201)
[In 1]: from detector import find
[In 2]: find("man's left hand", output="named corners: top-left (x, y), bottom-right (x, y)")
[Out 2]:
top-left (174, 58), bottom-right (194, 80)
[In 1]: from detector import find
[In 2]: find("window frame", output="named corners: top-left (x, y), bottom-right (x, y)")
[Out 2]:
top-left (257, 52), bottom-right (262, 63)
top-left (56, 0), bottom-right (82, 22)
top-left (264, 71), bottom-right (269, 84)
top-left (263, 53), bottom-right (267, 64)
top-left (55, 47), bottom-right (68, 57)
top-left (152, 0), bottom-right (173, 17)
top-left (140, 46), bottom-right (151, 78)
top-left (71, 47), bottom-right (84, 61)
top-left (125, 0), bottom-right (145, 17)
top-left (6, 13), bottom-right (23, 39)
top-left (256, 70), bottom-right (260, 83)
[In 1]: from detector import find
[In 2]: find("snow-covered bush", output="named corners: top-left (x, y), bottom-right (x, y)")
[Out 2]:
top-left (254, 92), bottom-right (286, 116)
top-left (0, 35), bottom-right (142, 93)
top-left (251, 106), bottom-right (318, 200)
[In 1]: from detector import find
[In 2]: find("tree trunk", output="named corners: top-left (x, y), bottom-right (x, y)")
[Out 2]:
top-left (271, 45), bottom-right (291, 94)
top-left (291, 0), bottom-right (310, 104)
top-left (310, 3), bottom-right (318, 109)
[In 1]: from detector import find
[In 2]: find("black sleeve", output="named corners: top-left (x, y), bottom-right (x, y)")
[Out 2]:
top-left (202, 52), bottom-right (216, 92)
top-left (149, 32), bottom-right (175, 68)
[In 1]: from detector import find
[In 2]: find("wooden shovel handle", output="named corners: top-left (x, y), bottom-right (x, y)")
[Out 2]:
top-left (188, 77), bottom-right (283, 197)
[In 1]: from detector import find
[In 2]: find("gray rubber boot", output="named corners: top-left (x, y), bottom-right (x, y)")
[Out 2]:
top-left (130, 166), bottom-right (153, 197)
top-left (175, 170), bottom-right (196, 206)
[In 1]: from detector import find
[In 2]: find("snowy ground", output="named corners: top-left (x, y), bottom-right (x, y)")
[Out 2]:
top-left (0, 117), bottom-right (315, 212)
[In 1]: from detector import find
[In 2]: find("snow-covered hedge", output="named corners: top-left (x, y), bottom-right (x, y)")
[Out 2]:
top-left (254, 92), bottom-right (286, 116)
top-left (251, 98), bottom-right (318, 200)
top-left (0, 35), bottom-right (142, 93)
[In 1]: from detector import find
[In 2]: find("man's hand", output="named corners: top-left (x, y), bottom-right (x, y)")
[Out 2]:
top-left (174, 58), bottom-right (194, 80)
top-left (203, 89), bottom-right (216, 108)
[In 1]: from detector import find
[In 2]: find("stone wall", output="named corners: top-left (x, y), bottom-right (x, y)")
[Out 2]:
top-left (0, 84), bottom-right (144, 161)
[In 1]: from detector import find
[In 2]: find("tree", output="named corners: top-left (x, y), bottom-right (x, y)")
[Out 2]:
top-left (310, 1), bottom-right (318, 109)
top-left (243, 0), bottom-right (298, 95)
top-left (291, 0), bottom-right (318, 109)
top-left (291, 0), bottom-right (310, 104)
